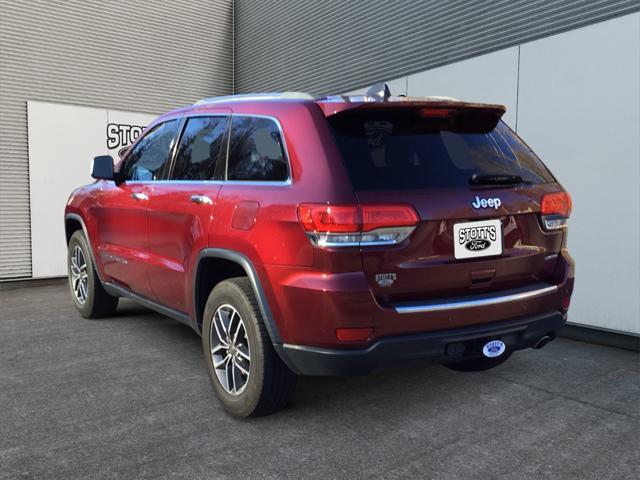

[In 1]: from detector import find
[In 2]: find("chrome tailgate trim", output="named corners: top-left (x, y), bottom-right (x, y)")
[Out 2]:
top-left (394, 283), bottom-right (559, 314)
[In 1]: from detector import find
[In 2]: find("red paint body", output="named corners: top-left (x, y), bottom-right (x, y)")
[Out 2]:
top-left (65, 97), bottom-right (574, 353)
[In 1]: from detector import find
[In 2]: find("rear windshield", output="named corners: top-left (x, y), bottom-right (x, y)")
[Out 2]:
top-left (329, 112), bottom-right (555, 190)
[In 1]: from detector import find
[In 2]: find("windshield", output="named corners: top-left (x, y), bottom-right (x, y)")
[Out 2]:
top-left (329, 113), bottom-right (555, 190)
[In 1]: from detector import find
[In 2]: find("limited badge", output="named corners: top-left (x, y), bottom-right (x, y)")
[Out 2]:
top-left (375, 273), bottom-right (396, 287)
top-left (482, 340), bottom-right (506, 358)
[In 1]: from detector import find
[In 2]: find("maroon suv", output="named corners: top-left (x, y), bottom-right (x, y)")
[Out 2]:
top-left (65, 85), bottom-right (574, 417)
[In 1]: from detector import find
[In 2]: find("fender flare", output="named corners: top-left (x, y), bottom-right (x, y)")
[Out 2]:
top-left (65, 213), bottom-right (105, 283)
top-left (194, 248), bottom-right (283, 345)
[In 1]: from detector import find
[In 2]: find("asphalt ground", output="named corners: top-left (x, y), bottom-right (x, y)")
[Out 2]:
top-left (1, 283), bottom-right (638, 479)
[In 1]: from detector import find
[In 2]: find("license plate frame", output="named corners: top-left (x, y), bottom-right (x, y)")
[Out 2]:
top-left (453, 219), bottom-right (503, 260)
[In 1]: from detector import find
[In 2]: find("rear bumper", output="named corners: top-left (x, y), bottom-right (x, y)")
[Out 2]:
top-left (263, 250), bottom-right (574, 348)
top-left (276, 310), bottom-right (566, 376)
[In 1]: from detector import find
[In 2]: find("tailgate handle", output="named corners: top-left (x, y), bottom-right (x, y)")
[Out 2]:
top-left (470, 269), bottom-right (495, 286)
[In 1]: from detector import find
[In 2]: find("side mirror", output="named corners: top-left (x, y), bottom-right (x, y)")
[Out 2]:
top-left (91, 155), bottom-right (115, 181)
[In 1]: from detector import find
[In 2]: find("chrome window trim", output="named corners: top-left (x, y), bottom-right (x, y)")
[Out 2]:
top-left (165, 116), bottom-right (188, 179)
top-left (224, 112), bottom-right (232, 180)
top-left (225, 113), bottom-right (292, 184)
top-left (120, 179), bottom-right (292, 187)
top-left (166, 113), bottom-right (228, 182)
top-left (394, 283), bottom-right (559, 314)
top-left (118, 180), bottom-right (223, 185)
top-left (120, 118), bottom-right (184, 182)
top-left (132, 113), bottom-right (292, 186)
top-left (224, 179), bottom-right (293, 186)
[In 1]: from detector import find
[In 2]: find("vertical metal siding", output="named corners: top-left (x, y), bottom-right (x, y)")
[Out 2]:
top-left (234, 0), bottom-right (640, 94)
top-left (0, 0), bottom-right (233, 279)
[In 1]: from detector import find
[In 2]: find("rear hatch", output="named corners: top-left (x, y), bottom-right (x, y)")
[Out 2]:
top-left (323, 100), bottom-right (566, 305)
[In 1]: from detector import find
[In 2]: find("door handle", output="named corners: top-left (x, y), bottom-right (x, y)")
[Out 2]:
top-left (131, 192), bottom-right (149, 201)
top-left (190, 194), bottom-right (213, 205)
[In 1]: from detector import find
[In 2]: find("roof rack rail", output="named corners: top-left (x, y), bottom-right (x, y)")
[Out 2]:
top-left (194, 92), bottom-right (315, 105)
top-left (421, 95), bottom-right (461, 102)
top-left (318, 94), bottom-right (462, 104)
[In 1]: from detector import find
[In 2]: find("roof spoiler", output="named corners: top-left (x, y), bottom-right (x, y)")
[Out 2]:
top-left (316, 83), bottom-right (506, 119)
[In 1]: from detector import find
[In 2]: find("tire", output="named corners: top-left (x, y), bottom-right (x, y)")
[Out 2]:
top-left (202, 277), bottom-right (297, 418)
top-left (67, 230), bottom-right (118, 318)
top-left (443, 351), bottom-right (512, 372)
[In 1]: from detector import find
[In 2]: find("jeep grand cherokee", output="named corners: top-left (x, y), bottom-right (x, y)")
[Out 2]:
top-left (65, 85), bottom-right (574, 417)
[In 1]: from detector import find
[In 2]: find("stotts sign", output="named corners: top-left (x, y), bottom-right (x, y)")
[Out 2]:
top-left (107, 123), bottom-right (146, 158)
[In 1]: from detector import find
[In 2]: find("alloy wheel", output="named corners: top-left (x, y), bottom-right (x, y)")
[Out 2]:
top-left (70, 245), bottom-right (88, 305)
top-left (210, 304), bottom-right (251, 395)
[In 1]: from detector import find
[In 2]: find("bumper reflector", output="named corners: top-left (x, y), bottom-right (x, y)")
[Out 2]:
top-left (336, 327), bottom-right (373, 342)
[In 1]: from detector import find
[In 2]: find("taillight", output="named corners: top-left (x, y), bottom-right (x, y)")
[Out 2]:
top-left (541, 192), bottom-right (572, 216)
top-left (297, 203), bottom-right (418, 247)
top-left (298, 205), bottom-right (360, 233)
top-left (540, 192), bottom-right (572, 230)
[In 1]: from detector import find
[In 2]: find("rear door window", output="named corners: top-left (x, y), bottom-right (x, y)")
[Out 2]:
top-left (123, 120), bottom-right (181, 181)
top-left (227, 116), bottom-right (288, 181)
top-left (329, 113), bottom-right (555, 190)
top-left (171, 116), bottom-right (229, 181)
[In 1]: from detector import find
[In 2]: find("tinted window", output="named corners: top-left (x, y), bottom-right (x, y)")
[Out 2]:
top-left (329, 114), bottom-right (555, 190)
top-left (171, 116), bottom-right (229, 181)
top-left (124, 120), bottom-right (181, 181)
top-left (227, 116), bottom-right (288, 181)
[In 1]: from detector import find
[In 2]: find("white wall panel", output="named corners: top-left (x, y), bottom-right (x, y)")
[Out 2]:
top-left (27, 101), bottom-right (157, 278)
top-left (517, 13), bottom-right (640, 334)
top-left (407, 47), bottom-right (520, 126)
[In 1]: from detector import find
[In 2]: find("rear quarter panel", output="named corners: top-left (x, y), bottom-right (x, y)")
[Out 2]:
top-left (207, 101), bottom-right (358, 339)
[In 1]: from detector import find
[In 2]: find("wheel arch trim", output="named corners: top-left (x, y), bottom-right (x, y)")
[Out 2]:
top-left (65, 213), bottom-right (105, 283)
top-left (194, 248), bottom-right (283, 345)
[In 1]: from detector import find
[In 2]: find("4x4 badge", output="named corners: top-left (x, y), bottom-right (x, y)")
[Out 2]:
top-left (375, 273), bottom-right (397, 287)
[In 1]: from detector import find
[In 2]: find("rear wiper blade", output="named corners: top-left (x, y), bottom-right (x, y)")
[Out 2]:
top-left (470, 173), bottom-right (524, 185)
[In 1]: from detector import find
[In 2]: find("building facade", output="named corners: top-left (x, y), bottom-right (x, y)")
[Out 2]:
top-left (0, 0), bottom-right (233, 280)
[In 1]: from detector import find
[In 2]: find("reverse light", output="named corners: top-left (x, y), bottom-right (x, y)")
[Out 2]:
top-left (540, 192), bottom-right (572, 231)
top-left (298, 204), bottom-right (418, 247)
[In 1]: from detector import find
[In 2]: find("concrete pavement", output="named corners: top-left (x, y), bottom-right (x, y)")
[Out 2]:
top-left (1, 283), bottom-right (638, 479)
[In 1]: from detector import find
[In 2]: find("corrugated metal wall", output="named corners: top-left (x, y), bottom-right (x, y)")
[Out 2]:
top-left (234, 0), bottom-right (640, 94)
top-left (0, 0), bottom-right (232, 279)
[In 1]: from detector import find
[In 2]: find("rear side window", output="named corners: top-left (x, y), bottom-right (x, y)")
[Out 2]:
top-left (171, 116), bottom-right (229, 181)
top-left (124, 120), bottom-right (181, 181)
top-left (329, 113), bottom-right (554, 190)
top-left (227, 116), bottom-right (288, 181)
